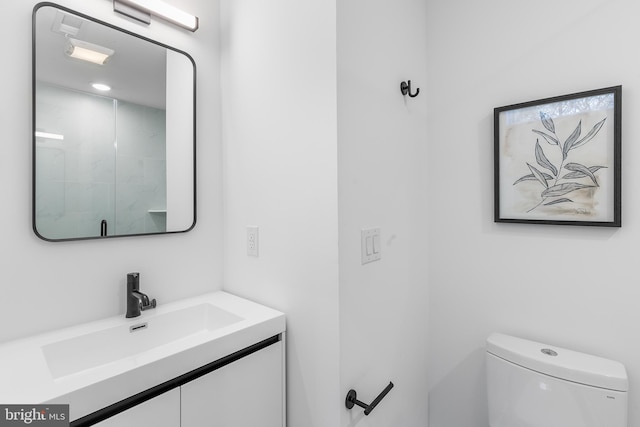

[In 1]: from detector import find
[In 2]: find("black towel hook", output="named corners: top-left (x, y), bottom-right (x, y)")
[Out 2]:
top-left (345, 381), bottom-right (394, 416)
top-left (400, 80), bottom-right (419, 98)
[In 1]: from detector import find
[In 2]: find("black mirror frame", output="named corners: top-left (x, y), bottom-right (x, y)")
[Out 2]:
top-left (32, 2), bottom-right (197, 242)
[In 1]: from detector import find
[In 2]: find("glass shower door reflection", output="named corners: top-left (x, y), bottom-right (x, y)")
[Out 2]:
top-left (34, 82), bottom-right (168, 240)
top-left (35, 82), bottom-right (116, 240)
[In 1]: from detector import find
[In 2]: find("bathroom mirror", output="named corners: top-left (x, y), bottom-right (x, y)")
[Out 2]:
top-left (33, 3), bottom-right (196, 241)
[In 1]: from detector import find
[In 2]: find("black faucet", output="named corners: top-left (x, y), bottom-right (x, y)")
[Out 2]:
top-left (126, 272), bottom-right (157, 318)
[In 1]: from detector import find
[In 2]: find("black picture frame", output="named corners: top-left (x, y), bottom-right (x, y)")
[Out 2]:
top-left (494, 86), bottom-right (621, 227)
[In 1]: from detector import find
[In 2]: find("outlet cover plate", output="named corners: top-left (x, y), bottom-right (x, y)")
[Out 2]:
top-left (247, 226), bottom-right (259, 257)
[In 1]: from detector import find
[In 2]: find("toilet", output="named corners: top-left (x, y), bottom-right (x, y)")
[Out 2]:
top-left (486, 333), bottom-right (628, 427)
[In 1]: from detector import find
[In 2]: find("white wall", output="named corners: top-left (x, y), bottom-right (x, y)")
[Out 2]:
top-left (0, 0), bottom-right (223, 343)
top-left (221, 1), bottom-right (429, 426)
top-left (219, 1), bottom-right (340, 427)
top-left (166, 49), bottom-right (195, 231)
top-left (426, 0), bottom-right (640, 426)
top-left (337, 0), bottom-right (429, 426)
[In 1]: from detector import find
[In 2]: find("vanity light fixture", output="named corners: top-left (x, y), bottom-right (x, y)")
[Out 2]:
top-left (91, 83), bottom-right (112, 91)
top-left (65, 38), bottom-right (114, 65)
top-left (113, 0), bottom-right (199, 32)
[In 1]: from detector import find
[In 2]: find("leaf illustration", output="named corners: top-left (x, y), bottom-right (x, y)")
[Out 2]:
top-left (540, 111), bottom-right (556, 133)
top-left (535, 140), bottom-right (558, 176)
top-left (527, 163), bottom-right (548, 188)
top-left (513, 172), bottom-right (554, 185)
top-left (562, 165), bottom-right (607, 179)
top-left (562, 120), bottom-right (582, 159)
top-left (565, 162), bottom-right (599, 186)
top-left (571, 118), bottom-right (606, 150)
top-left (544, 198), bottom-right (573, 206)
top-left (532, 129), bottom-right (559, 146)
top-left (541, 182), bottom-right (594, 198)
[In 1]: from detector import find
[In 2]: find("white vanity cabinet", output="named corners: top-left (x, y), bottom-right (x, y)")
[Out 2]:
top-left (86, 338), bottom-right (284, 427)
top-left (93, 389), bottom-right (180, 427)
top-left (182, 341), bottom-right (284, 427)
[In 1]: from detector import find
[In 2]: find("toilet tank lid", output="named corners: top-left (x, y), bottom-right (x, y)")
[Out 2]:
top-left (486, 333), bottom-right (628, 392)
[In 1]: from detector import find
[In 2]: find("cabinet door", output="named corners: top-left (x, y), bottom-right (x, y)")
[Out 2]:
top-left (93, 387), bottom-right (180, 427)
top-left (181, 341), bottom-right (284, 427)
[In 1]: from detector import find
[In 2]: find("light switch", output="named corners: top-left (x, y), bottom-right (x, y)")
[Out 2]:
top-left (372, 234), bottom-right (380, 254)
top-left (361, 227), bottom-right (381, 265)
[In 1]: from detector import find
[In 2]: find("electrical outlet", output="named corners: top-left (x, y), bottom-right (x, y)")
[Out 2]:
top-left (247, 226), bottom-right (259, 257)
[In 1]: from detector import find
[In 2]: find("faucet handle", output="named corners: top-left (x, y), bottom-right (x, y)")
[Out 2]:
top-left (141, 298), bottom-right (157, 311)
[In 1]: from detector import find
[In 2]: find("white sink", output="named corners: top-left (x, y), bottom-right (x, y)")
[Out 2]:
top-left (42, 303), bottom-right (243, 379)
top-left (0, 291), bottom-right (285, 422)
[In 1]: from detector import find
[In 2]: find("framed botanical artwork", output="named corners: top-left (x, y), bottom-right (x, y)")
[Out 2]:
top-left (494, 86), bottom-right (621, 227)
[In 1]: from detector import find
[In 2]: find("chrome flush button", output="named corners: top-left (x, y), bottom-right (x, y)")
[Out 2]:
top-left (541, 348), bottom-right (558, 356)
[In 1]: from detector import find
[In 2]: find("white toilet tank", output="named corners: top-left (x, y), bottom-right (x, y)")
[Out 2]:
top-left (486, 333), bottom-right (628, 427)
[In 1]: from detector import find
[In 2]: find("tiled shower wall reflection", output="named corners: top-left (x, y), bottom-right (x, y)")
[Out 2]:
top-left (115, 101), bottom-right (167, 235)
top-left (35, 82), bottom-right (166, 239)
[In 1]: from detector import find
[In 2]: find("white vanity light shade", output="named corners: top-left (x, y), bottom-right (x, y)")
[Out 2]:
top-left (65, 38), bottom-right (115, 65)
top-left (116, 0), bottom-right (199, 31)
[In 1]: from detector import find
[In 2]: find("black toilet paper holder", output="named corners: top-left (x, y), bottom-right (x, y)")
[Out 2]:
top-left (345, 381), bottom-right (394, 416)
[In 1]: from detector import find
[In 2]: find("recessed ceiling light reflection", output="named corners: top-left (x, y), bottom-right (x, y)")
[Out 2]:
top-left (92, 83), bottom-right (112, 91)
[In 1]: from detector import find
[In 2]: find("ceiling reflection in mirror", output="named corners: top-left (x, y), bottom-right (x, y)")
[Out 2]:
top-left (33, 3), bottom-right (196, 241)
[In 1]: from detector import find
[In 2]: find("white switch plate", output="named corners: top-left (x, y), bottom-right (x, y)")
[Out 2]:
top-left (361, 227), bottom-right (381, 264)
top-left (247, 226), bottom-right (259, 257)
